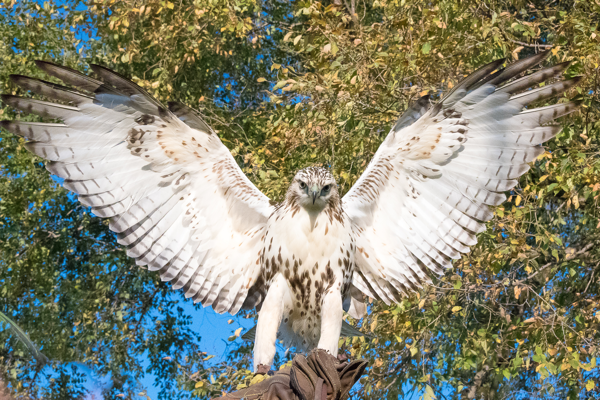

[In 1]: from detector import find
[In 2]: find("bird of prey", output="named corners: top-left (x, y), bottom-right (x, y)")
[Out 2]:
top-left (1, 51), bottom-right (580, 373)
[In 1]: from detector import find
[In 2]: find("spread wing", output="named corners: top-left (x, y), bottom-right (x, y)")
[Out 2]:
top-left (343, 51), bottom-right (581, 304)
top-left (1, 62), bottom-right (274, 314)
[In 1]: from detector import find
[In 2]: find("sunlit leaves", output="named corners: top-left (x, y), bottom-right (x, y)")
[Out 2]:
top-left (2, 0), bottom-right (600, 399)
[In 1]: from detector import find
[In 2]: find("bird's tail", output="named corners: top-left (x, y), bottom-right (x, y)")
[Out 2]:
top-left (241, 320), bottom-right (371, 342)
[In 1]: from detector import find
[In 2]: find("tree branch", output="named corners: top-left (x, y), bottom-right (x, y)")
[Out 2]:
top-left (467, 365), bottom-right (490, 399)
top-left (507, 38), bottom-right (553, 49)
top-left (516, 242), bottom-right (595, 284)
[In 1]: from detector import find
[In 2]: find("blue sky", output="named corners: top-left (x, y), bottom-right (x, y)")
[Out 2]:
top-left (82, 300), bottom-right (255, 399)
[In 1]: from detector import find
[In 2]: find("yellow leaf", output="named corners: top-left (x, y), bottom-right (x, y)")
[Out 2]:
top-left (283, 32), bottom-right (293, 42)
top-left (586, 380), bottom-right (595, 391)
top-left (195, 381), bottom-right (204, 388)
top-left (539, 175), bottom-right (548, 183)
top-left (548, 348), bottom-right (558, 356)
top-left (293, 35), bottom-right (303, 45)
top-left (512, 46), bottom-right (524, 59)
top-left (257, 77), bottom-right (266, 82)
top-left (166, 1), bottom-right (174, 9)
top-left (452, 306), bottom-right (462, 313)
top-left (515, 196), bottom-right (521, 206)
top-left (234, 327), bottom-right (243, 337)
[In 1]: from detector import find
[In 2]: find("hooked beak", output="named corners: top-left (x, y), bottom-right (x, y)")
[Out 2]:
top-left (311, 185), bottom-right (319, 204)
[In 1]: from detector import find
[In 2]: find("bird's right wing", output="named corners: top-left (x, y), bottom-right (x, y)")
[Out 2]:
top-left (1, 62), bottom-right (274, 314)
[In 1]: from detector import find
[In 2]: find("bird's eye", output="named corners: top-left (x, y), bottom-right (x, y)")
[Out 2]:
top-left (321, 185), bottom-right (331, 194)
top-left (299, 181), bottom-right (306, 189)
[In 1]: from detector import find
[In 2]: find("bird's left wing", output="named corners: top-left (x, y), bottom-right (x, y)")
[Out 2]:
top-left (1, 62), bottom-right (274, 314)
top-left (343, 52), bottom-right (581, 304)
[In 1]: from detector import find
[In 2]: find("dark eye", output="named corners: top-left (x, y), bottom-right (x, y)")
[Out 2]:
top-left (322, 185), bottom-right (331, 193)
top-left (299, 181), bottom-right (306, 189)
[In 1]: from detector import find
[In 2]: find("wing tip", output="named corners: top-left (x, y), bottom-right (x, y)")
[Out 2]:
top-left (34, 59), bottom-right (55, 69)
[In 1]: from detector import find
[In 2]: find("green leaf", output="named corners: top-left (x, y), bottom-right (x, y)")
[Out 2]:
top-left (425, 385), bottom-right (436, 399)
top-left (422, 42), bottom-right (431, 54)
top-left (330, 41), bottom-right (339, 56)
top-left (273, 81), bottom-right (288, 90)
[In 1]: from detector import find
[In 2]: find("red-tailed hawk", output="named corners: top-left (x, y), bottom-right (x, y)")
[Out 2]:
top-left (1, 51), bottom-right (580, 373)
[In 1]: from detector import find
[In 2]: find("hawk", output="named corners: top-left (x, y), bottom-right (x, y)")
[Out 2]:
top-left (1, 51), bottom-right (580, 373)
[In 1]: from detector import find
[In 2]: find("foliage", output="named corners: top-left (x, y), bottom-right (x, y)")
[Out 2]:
top-left (1, 0), bottom-right (600, 399)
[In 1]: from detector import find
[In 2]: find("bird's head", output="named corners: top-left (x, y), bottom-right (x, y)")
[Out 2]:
top-left (289, 167), bottom-right (339, 212)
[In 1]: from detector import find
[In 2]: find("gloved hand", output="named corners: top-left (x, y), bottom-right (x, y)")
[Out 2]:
top-left (212, 349), bottom-right (367, 400)
top-left (212, 368), bottom-right (297, 400)
top-left (290, 350), bottom-right (367, 400)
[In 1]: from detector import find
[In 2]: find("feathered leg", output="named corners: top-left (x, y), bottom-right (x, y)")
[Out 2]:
top-left (253, 273), bottom-right (290, 372)
top-left (317, 286), bottom-right (343, 357)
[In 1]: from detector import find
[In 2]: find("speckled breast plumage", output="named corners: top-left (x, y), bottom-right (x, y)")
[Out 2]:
top-left (259, 200), bottom-right (355, 351)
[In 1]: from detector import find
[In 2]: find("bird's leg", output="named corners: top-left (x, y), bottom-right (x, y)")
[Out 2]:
top-left (317, 286), bottom-right (343, 357)
top-left (253, 273), bottom-right (288, 373)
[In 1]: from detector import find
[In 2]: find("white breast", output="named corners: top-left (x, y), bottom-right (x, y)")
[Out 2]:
top-left (260, 205), bottom-right (355, 350)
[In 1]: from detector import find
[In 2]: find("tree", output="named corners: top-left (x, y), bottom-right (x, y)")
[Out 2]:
top-left (1, 0), bottom-right (599, 399)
